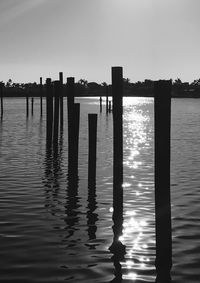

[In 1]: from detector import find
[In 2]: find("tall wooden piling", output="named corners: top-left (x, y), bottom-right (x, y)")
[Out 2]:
top-left (59, 72), bottom-right (64, 129)
top-left (40, 77), bottom-right (43, 116)
top-left (109, 67), bottom-right (125, 256)
top-left (67, 77), bottom-right (75, 151)
top-left (154, 80), bottom-right (172, 280)
top-left (46, 78), bottom-right (53, 146)
top-left (0, 83), bottom-right (3, 118)
top-left (53, 81), bottom-right (60, 145)
top-left (112, 66), bottom-right (123, 195)
top-left (88, 114), bottom-right (98, 185)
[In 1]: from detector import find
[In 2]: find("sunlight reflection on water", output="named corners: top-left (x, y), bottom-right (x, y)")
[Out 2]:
top-left (120, 97), bottom-right (155, 282)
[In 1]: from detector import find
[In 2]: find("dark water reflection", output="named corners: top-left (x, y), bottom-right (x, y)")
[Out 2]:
top-left (87, 182), bottom-right (98, 242)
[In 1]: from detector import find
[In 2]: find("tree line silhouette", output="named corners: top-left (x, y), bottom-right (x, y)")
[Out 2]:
top-left (1, 77), bottom-right (200, 97)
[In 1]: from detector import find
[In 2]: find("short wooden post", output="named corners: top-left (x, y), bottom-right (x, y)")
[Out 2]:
top-left (26, 94), bottom-right (29, 118)
top-left (46, 78), bottom-right (53, 146)
top-left (154, 80), bottom-right (172, 281)
top-left (109, 101), bottom-right (112, 113)
top-left (109, 66), bottom-right (125, 256)
top-left (31, 97), bottom-right (34, 115)
top-left (100, 96), bottom-right (102, 113)
top-left (0, 83), bottom-right (3, 118)
top-left (59, 72), bottom-right (64, 129)
top-left (53, 81), bottom-right (60, 145)
top-left (40, 77), bottom-right (43, 116)
top-left (88, 114), bottom-right (98, 185)
top-left (106, 86), bottom-right (109, 114)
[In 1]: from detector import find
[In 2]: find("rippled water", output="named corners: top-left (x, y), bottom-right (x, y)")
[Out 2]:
top-left (0, 97), bottom-right (200, 282)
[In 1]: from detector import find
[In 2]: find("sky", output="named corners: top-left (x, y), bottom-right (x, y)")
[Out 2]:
top-left (0, 0), bottom-right (200, 84)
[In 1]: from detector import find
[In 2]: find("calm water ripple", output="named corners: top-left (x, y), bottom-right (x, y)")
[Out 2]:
top-left (0, 97), bottom-right (200, 282)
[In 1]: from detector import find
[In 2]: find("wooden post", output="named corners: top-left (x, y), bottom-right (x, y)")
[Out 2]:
top-left (40, 77), bottom-right (43, 116)
top-left (154, 80), bottom-right (172, 281)
top-left (109, 66), bottom-right (125, 256)
top-left (112, 66), bottom-right (123, 191)
top-left (53, 81), bottom-right (60, 145)
top-left (46, 78), bottom-right (53, 147)
top-left (67, 77), bottom-right (80, 177)
top-left (26, 94), bottom-right (29, 118)
top-left (109, 101), bottom-right (112, 113)
top-left (59, 72), bottom-right (64, 129)
top-left (31, 97), bottom-right (34, 115)
top-left (67, 77), bottom-right (75, 121)
top-left (73, 103), bottom-right (80, 172)
top-left (106, 86), bottom-right (109, 114)
top-left (68, 103), bottom-right (80, 177)
top-left (67, 77), bottom-right (75, 152)
top-left (100, 96), bottom-right (102, 113)
top-left (88, 114), bottom-right (98, 186)
top-left (0, 83), bottom-right (3, 118)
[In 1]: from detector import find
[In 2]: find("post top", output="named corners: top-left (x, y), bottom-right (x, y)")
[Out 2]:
top-left (154, 80), bottom-right (172, 88)
top-left (154, 80), bottom-right (172, 98)
top-left (112, 66), bottom-right (123, 69)
top-left (88, 113), bottom-right (98, 117)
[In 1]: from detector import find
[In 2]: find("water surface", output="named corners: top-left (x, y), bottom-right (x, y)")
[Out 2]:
top-left (0, 97), bottom-right (200, 282)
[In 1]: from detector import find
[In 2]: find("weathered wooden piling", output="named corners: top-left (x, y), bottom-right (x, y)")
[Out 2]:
top-left (154, 80), bottom-right (172, 280)
top-left (31, 97), bottom-right (34, 115)
top-left (0, 83), bottom-right (3, 118)
top-left (100, 96), bottom-right (102, 113)
top-left (40, 77), bottom-right (43, 116)
top-left (109, 66), bottom-right (125, 256)
top-left (88, 114), bottom-right (98, 185)
top-left (53, 81), bottom-right (60, 145)
top-left (46, 78), bottom-right (53, 146)
top-left (112, 66), bottom-right (123, 192)
top-left (59, 72), bottom-right (64, 129)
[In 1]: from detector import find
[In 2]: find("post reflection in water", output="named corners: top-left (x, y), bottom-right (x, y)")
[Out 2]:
top-left (109, 202), bottom-right (125, 283)
top-left (87, 181), bottom-right (98, 243)
top-left (43, 128), bottom-right (64, 216)
top-left (65, 168), bottom-right (80, 239)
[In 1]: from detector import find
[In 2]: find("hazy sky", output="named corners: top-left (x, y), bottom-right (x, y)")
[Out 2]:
top-left (0, 0), bottom-right (200, 83)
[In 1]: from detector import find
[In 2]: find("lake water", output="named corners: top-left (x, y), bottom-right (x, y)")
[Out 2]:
top-left (0, 97), bottom-right (200, 283)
